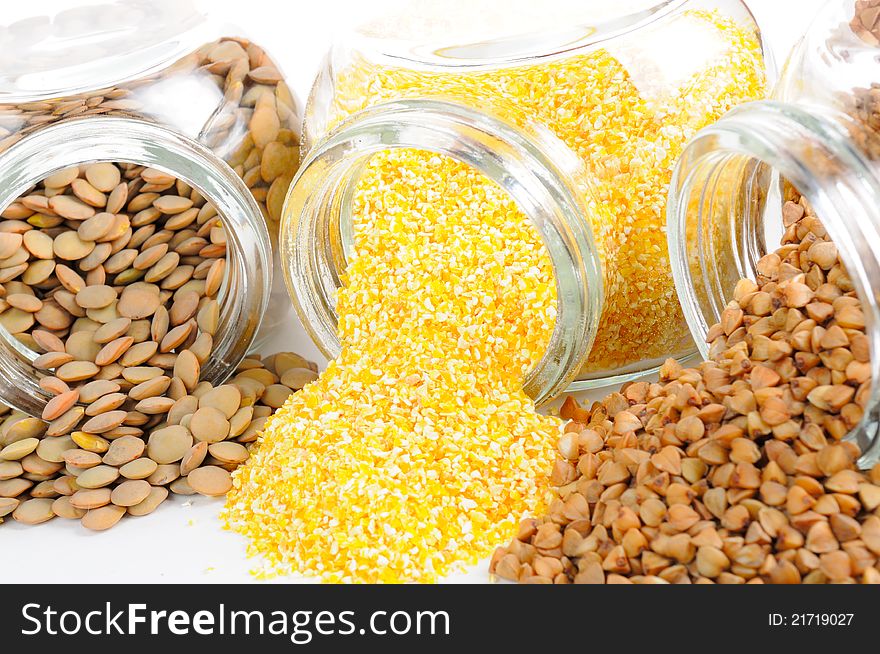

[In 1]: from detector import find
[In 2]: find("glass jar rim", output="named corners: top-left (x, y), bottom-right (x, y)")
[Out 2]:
top-left (281, 98), bottom-right (603, 405)
top-left (0, 115), bottom-right (271, 416)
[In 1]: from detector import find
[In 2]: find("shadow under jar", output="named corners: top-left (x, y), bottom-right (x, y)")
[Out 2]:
top-left (668, 0), bottom-right (880, 466)
top-left (0, 1), bottom-right (294, 415)
top-left (286, 0), bottom-right (769, 403)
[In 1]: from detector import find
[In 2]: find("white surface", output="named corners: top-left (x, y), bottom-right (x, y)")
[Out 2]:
top-left (2, 0), bottom-right (825, 584)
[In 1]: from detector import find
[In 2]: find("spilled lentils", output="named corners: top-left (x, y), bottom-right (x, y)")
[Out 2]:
top-left (223, 151), bottom-right (561, 583)
top-left (492, 191), bottom-right (879, 584)
top-left (0, 162), bottom-right (317, 530)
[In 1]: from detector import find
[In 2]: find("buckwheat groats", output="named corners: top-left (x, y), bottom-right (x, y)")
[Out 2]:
top-left (0, 163), bottom-right (317, 530)
top-left (222, 152), bottom-right (561, 583)
top-left (316, 9), bottom-right (765, 382)
top-left (491, 191), bottom-right (878, 584)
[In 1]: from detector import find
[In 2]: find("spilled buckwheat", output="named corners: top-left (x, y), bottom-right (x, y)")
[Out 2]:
top-left (491, 189), bottom-right (879, 584)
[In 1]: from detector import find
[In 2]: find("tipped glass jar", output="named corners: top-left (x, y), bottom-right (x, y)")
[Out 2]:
top-left (669, 0), bottom-right (880, 464)
top-left (284, 0), bottom-right (768, 403)
top-left (0, 1), bottom-right (301, 415)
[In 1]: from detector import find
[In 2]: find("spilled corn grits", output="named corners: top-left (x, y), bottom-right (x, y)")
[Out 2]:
top-left (223, 9), bottom-right (765, 581)
top-left (222, 151), bottom-right (560, 582)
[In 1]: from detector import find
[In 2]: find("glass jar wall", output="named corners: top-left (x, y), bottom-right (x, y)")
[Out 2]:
top-left (669, 0), bottom-right (880, 464)
top-left (0, 0), bottom-right (301, 347)
top-left (289, 0), bottom-right (768, 400)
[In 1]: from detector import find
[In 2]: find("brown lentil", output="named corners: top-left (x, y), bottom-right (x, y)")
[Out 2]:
top-left (70, 488), bottom-right (112, 510)
top-left (51, 496), bottom-right (85, 520)
top-left (80, 504), bottom-right (126, 531)
top-left (12, 498), bottom-right (55, 525)
top-left (127, 486), bottom-right (168, 517)
top-left (187, 466), bottom-right (232, 497)
top-left (110, 480), bottom-right (151, 507)
top-left (119, 458), bottom-right (158, 481)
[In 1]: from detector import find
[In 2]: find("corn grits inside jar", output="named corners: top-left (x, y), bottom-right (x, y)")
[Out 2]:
top-left (342, 148), bottom-right (558, 379)
top-left (308, 4), bottom-right (767, 388)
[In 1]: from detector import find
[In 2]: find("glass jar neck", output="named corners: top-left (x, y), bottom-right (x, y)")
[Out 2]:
top-left (668, 99), bottom-right (880, 464)
top-left (283, 98), bottom-right (602, 405)
top-left (0, 116), bottom-right (271, 416)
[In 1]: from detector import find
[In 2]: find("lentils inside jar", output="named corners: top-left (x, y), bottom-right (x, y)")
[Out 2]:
top-left (0, 162), bottom-right (318, 530)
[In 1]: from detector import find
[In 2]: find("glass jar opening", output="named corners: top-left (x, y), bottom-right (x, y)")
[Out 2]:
top-left (669, 100), bottom-right (880, 464)
top-left (0, 0), bottom-right (218, 102)
top-left (305, 1), bottom-right (769, 390)
top-left (0, 116), bottom-right (271, 416)
top-left (282, 98), bottom-right (603, 405)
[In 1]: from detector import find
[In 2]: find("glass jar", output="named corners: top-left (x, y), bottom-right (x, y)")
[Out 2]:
top-left (283, 0), bottom-right (769, 404)
top-left (0, 0), bottom-right (297, 415)
top-left (668, 0), bottom-right (880, 464)
top-left (0, 1), bottom-right (301, 341)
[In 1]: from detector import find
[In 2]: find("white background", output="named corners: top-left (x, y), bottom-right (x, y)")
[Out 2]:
top-left (3, 0), bottom-right (826, 583)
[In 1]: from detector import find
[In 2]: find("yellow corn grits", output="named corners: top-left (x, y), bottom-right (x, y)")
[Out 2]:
top-left (223, 152), bottom-right (560, 582)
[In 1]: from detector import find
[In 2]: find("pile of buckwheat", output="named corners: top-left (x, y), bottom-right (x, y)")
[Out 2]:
top-left (492, 190), bottom-right (878, 584)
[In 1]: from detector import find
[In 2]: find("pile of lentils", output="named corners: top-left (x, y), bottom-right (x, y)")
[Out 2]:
top-left (0, 162), bottom-right (316, 530)
top-left (492, 191), bottom-right (879, 584)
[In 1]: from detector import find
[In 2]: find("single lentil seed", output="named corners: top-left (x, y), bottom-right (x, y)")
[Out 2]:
top-left (80, 504), bottom-right (125, 531)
